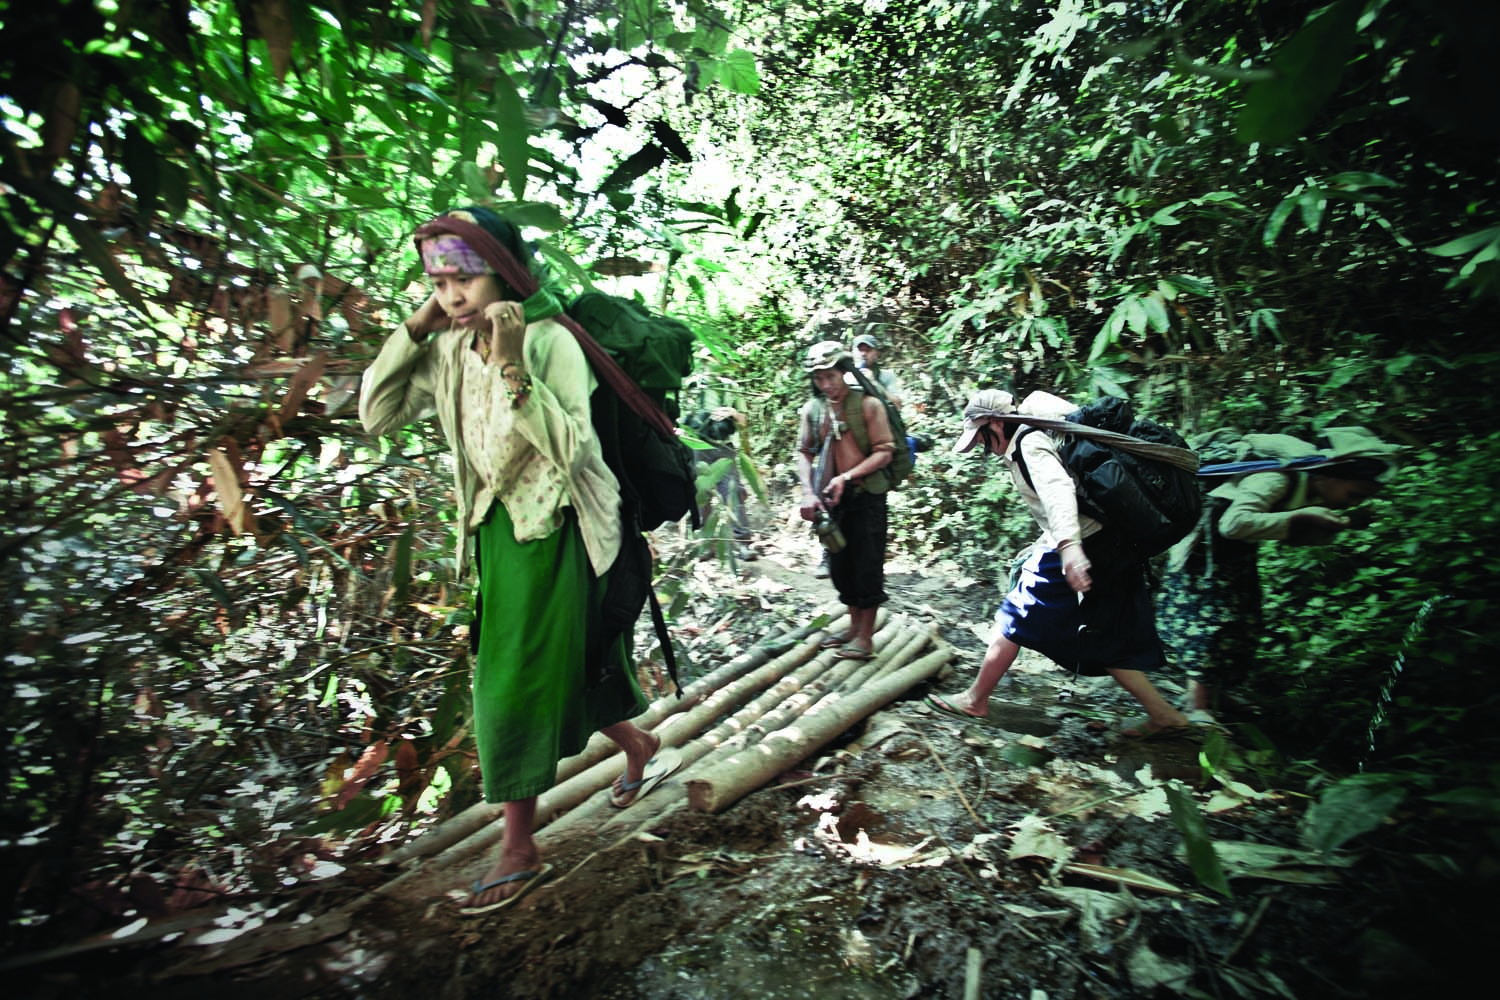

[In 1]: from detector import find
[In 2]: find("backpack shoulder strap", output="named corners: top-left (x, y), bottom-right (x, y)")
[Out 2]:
top-left (646, 586), bottom-right (680, 698)
top-left (841, 390), bottom-right (873, 454)
top-left (1011, 426), bottom-right (1040, 492)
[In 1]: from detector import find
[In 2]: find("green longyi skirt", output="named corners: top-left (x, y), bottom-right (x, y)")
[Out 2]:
top-left (471, 504), bottom-right (646, 803)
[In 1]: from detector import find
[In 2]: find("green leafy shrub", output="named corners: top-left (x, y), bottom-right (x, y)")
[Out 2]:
top-left (1250, 434), bottom-right (1500, 772)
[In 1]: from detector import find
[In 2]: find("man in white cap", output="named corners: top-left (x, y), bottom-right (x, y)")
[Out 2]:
top-left (851, 332), bottom-right (904, 408)
top-left (796, 341), bottom-right (897, 660)
top-left (926, 389), bottom-right (1191, 738)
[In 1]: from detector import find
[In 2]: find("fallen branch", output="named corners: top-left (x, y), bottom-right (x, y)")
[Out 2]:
top-left (919, 732), bottom-right (988, 831)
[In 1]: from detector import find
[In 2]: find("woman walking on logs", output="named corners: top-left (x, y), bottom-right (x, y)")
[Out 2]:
top-left (359, 208), bottom-right (681, 915)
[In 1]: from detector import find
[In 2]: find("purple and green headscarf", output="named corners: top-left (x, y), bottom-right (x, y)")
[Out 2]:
top-left (419, 233), bottom-right (492, 277)
top-left (412, 206), bottom-right (673, 438)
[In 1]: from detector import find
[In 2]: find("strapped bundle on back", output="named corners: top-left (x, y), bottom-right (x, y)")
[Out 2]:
top-left (567, 292), bottom-right (700, 532)
top-left (412, 213), bottom-right (699, 694)
top-left (566, 292), bottom-right (699, 696)
top-left (1013, 396), bottom-right (1201, 559)
top-left (1188, 427), bottom-right (1401, 481)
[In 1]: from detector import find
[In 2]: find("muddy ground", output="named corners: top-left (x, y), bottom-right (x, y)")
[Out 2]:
top-left (14, 513), bottom-right (1484, 1000)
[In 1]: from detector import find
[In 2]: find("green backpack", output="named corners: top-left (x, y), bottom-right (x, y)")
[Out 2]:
top-left (565, 292), bottom-right (699, 694)
top-left (826, 372), bottom-right (914, 494)
top-left (567, 292), bottom-right (699, 530)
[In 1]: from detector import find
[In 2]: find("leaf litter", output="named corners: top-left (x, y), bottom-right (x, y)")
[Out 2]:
top-left (12, 521), bottom-right (1455, 999)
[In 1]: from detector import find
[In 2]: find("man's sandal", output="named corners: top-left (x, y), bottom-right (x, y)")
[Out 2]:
top-left (818, 632), bottom-right (853, 650)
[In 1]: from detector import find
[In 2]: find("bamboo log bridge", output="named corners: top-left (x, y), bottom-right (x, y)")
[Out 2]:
top-left (408, 607), bottom-right (953, 887)
top-left (153, 610), bottom-right (955, 976)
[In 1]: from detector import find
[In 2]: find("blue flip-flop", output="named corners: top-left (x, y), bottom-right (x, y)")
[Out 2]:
top-left (459, 863), bottom-right (555, 916)
top-left (925, 693), bottom-right (987, 722)
top-left (609, 747), bottom-right (684, 808)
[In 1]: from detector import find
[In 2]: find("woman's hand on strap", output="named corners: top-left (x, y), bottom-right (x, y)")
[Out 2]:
top-left (482, 300), bottom-right (527, 364)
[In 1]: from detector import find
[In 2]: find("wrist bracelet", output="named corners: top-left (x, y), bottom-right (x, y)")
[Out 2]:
top-left (502, 367), bottom-right (533, 408)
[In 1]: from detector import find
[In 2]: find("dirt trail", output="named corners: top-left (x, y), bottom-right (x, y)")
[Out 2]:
top-left (13, 521), bottom-right (1454, 999)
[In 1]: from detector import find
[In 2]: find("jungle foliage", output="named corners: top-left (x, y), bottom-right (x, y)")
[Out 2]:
top-left (1, 0), bottom-right (1497, 957)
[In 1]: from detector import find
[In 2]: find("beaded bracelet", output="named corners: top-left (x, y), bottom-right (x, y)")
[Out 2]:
top-left (500, 363), bottom-right (533, 408)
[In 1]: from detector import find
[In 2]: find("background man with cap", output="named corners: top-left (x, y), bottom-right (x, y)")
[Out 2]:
top-left (852, 332), bottom-right (904, 408)
top-left (796, 341), bottom-right (896, 660)
top-left (926, 389), bottom-right (1191, 737)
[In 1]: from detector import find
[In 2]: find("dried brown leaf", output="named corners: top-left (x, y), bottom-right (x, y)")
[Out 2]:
top-left (207, 448), bottom-right (252, 536)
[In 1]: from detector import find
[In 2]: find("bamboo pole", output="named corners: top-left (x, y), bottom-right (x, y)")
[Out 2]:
top-left (577, 618), bottom-right (914, 841)
top-left (873, 628), bottom-right (951, 683)
top-left (689, 623), bottom-right (913, 769)
top-left (685, 646), bottom-right (953, 813)
top-left (532, 623), bottom-right (885, 844)
top-left (379, 618), bottom-right (836, 867)
top-left (405, 618), bottom-right (844, 878)
top-left (873, 622), bottom-right (937, 678)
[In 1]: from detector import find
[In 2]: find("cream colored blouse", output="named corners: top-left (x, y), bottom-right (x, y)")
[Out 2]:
top-left (459, 349), bottom-right (569, 542)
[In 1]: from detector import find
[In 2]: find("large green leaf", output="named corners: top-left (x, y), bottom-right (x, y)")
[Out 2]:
top-left (717, 49), bottom-right (761, 95)
top-left (1297, 188), bottom-right (1326, 233)
top-left (461, 162), bottom-right (491, 201)
top-left (1123, 295), bottom-right (1149, 336)
top-left (1163, 274), bottom-right (1215, 297)
top-left (1164, 782), bottom-right (1232, 897)
top-left (1299, 775), bottom-right (1407, 852)
top-left (1090, 307), bottom-right (1125, 361)
top-left (491, 71), bottom-right (531, 200)
top-left (537, 239), bottom-right (595, 292)
top-left (321, 52), bottom-right (353, 121)
top-left (1429, 226), bottom-right (1500, 259)
top-left (1236, 0), bottom-right (1362, 146)
top-left (1263, 194), bottom-right (1300, 246)
top-left (498, 201), bottom-right (568, 232)
top-left (1141, 292), bottom-right (1171, 333)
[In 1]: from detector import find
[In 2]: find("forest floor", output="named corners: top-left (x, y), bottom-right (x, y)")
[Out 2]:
top-left (13, 506), bottom-right (1479, 1000)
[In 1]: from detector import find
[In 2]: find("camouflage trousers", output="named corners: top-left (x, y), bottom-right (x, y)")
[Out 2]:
top-left (1157, 530), bottom-right (1262, 700)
